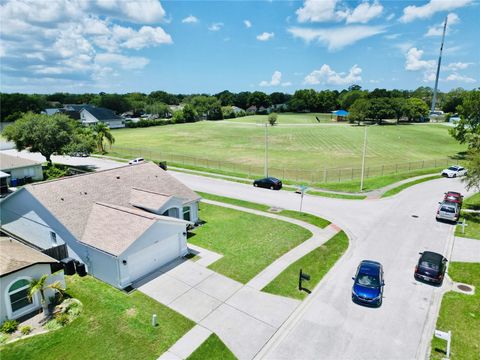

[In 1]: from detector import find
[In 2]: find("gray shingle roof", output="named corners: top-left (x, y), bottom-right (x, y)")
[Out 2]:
top-left (26, 162), bottom-right (200, 252)
top-left (0, 236), bottom-right (57, 277)
top-left (0, 153), bottom-right (42, 171)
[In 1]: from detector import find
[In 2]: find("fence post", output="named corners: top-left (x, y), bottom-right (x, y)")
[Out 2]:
top-left (351, 168), bottom-right (354, 180)
top-left (283, 168), bottom-right (285, 179)
top-left (409, 162), bottom-right (411, 171)
top-left (366, 167), bottom-right (369, 178)
top-left (381, 165), bottom-right (384, 176)
top-left (323, 168), bottom-right (327, 183)
top-left (422, 160), bottom-right (425, 169)
top-left (434, 159), bottom-right (437, 168)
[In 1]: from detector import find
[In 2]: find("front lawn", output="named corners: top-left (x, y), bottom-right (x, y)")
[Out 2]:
top-left (0, 275), bottom-right (194, 360)
top-left (262, 231), bottom-right (349, 300)
top-left (430, 262), bottom-right (480, 359)
top-left (455, 193), bottom-right (480, 240)
top-left (187, 333), bottom-right (236, 360)
top-left (189, 203), bottom-right (312, 283)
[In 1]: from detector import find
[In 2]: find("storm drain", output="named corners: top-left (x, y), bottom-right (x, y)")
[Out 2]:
top-left (455, 283), bottom-right (475, 295)
top-left (268, 207), bottom-right (283, 213)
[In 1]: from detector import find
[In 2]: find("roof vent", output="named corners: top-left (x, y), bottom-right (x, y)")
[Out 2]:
top-left (84, 192), bottom-right (87, 195)
top-left (60, 198), bottom-right (64, 201)
top-left (116, 176), bottom-right (120, 179)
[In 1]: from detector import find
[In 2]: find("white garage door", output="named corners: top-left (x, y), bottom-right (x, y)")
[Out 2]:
top-left (127, 233), bottom-right (181, 282)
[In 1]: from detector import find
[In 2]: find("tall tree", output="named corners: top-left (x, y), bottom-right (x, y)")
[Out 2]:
top-left (349, 98), bottom-right (371, 125)
top-left (93, 122), bottom-right (115, 153)
top-left (29, 274), bottom-right (65, 314)
top-left (403, 98), bottom-right (429, 122)
top-left (2, 113), bottom-right (80, 164)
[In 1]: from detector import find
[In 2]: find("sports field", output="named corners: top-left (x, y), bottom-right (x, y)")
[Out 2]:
top-left (111, 121), bottom-right (465, 173)
top-left (228, 112), bottom-right (335, 124)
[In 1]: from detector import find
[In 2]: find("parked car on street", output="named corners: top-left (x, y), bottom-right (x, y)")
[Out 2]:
top-left (414, 251), bottom-right (447, 285)
top-left (69, 151), bottom-right (89, 157)
top-left (129, 157), bottom-right (144, 165)
top-left (253, 177), bottom-right (282, 190)
top-left (444, 191), bottom-right (463, 205)
top-left (351, 260), bottom-right (384, 307)
top-left (436, 201), bottom-right (460, 222)
top-left (441, 165), bottom-right (467, 178)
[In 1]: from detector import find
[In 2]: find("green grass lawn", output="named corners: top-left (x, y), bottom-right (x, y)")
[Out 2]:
top-left (187, 334), bottom-right (236, 360)
top-left (227, 112), bottom-right (334, 124)
top-left (430, 262), bottom-right (480, 360)
top-left (189, 203), bottom-right (312, 283)
top-left (381, 175), bottom-right (441, 198)
top-left (197, 192), bottom-right (331, 228)
top-left (262, 231), bottom-right (349, 300)
top-left (455, 192), bottom-right (480, 240)
top-left (0, 275), bottom-right (194, 360)
top-left (111, 122), bottom-right (464, 173)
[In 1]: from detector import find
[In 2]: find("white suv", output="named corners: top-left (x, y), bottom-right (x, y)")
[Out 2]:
top-left (441, 165), bottom-right (467, 178)
top-left (129, 157), bottom-right (144, 165)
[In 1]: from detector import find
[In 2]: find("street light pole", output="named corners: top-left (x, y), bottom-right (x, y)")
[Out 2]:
top-left (360, 125), bottom-right (368, 192)
top-left (264, 121), bottom-right (269, 177)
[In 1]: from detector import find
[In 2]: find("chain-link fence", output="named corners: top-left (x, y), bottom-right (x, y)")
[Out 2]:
top-left (111, 146), bottom-right (454, 184)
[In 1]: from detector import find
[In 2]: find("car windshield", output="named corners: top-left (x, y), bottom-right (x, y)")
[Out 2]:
top-left (441, 206), bottom-right (455, 213)
top-left (448, 166), bottom-right (458, 171)
top-left (420, 261), bottom-right (439, 271)
top-left (356, 274), bottom-right (380, 287)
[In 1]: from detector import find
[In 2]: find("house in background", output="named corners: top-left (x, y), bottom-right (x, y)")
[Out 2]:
top-left (45, 104), bottom-right (125, 128)
top-left (246, 105), bottom-right (257, 114)
top-left (231, 106), bottom-right (244, 114)
top-left (0, 236), bottom-right (65, 321)
top-left (0, 153), bottom-right (43, 187)
top-left (0, 162), bottom-right (201, 290)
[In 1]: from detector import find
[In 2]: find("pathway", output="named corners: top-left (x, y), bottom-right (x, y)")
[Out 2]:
top-left (451, 236), bottom-right (480, 262)
top-left (140, 200), bottom-right (341, 360)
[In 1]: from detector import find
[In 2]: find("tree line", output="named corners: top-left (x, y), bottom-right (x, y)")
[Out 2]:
top-left (1, 86), bottom-right (477, 123)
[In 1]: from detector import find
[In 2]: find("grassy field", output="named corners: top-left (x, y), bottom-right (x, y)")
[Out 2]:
top-left (262, 231), bottom-right (349, 300)
top-left (430, 262), bottom-right (480, 359)
top-left (111, 122), bottom-right (464, 173)
top-left (381, 175), bottom-right (441, 198)
top-left (0, 275), bottom-right (194, 360)
top-left (189, 203), bottom-right (312, 283)
top-left (187, 334), bottom-right (236, 360)
top-left (227, 112), bottom-right (334, 124)
top-left (455, 193), bottom-right (480, 240)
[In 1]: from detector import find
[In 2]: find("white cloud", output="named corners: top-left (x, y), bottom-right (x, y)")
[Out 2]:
top-left (259, 70), bottom-right (283, 87)
top-left (96, 53), bottom-right (149, 69)
top-left (446, 62), bottom-right (473, 71)
top-left (345, 1), bottom-right (384, 24)
top-left (386, 13), bottom-right (395, 21)
top-left (256, 32), bottom-right (274, 41)
top-left (446, 73), bottom-right (476, 83)
top-left (400, 0), bottom-right (473, 23)
top-left (404, 47), bottom-right (437, 82)
top-left (113, 26), bottom-right (173, 49)
top-left (425, 13), bottom-right (459, 36)
top-left (244, 20), bottom-right (252, 28)
top-left (384, 33), bottom-right (401, 40)
top-left (296, 0), bottom-right (340, 23)
top-left (281, 82), bottom-right (292, 87)
top-left (304, 64), bottom-right (362, 85)
top-left (182, 15), bottom-right (198, 24)
top-left (96, 0), bottom-right (166, 23)
top-left (288, 25), bottom-right (385, 51)
top-left (208, 23), bottom-right (224, 31)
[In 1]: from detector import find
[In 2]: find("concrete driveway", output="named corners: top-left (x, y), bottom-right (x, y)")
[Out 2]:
top-left (170, 171), bottom-right (476, 360)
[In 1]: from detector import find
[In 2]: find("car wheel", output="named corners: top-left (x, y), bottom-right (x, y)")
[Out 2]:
top-left (254, 183), bottom-right (258, 187)
top-left (453, 174), bottom-right (457, 178)
top-left (270, 185), bottom-right (274, 190)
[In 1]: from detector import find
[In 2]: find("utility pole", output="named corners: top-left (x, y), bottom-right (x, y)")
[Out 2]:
top-left (264, 121), bottom-right (269, 177)
top-left (431, 16), bottom-right (448, 114)
top-left (360, 125), bottom-right (368, 192)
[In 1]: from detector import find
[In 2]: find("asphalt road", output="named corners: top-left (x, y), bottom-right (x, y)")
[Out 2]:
top-left (170, 171), bottom-right (475, 360)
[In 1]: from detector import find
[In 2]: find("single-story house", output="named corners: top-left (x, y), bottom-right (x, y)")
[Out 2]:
top-left (0, 236), bottom-right (65, 321)
top-left (331, 109), bottom-right (349, 121)
top-left (246, 105), bottom-right (257, 113)
top-left (0, 162), bottom-right (201, 290)
top-left (0, 153), bottom-right (43, 186)
top-left (43, 108), bottom-right (61, 116)
top-left (0, 171), bottom-right (10, 196)
top-left (231, 106), bottom-right (244, 114)
top-left (79, 106), bottom-right (125, 128)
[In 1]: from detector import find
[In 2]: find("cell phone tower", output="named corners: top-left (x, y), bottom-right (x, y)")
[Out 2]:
top-left (431, 16), bottom-right (448, 113)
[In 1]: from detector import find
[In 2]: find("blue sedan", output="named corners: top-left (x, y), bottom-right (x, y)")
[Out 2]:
top-left (352, 260), bottom-right (384, 307)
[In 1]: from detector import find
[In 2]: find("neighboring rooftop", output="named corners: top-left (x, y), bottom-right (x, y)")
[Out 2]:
top-left (0, 236), bottom-right (57, 277)
top-left (0, 153), bottom-right (43, 171)
top-left (25, 162), bottom-right (200, 246)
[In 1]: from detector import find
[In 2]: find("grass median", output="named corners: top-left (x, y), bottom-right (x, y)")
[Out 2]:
top-left (187, 334), bottom-right (236, 360)
top-left (381, 175), bottom-right (441, 198)
top-left (455, 193), bottom-right (480, 240)
top-left (262, 231), bottom-right (349, 300)
top-left (430, 262), bottom-right (480, 360)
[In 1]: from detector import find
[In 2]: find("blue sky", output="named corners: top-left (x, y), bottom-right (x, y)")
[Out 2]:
top-left (0, 0), bottom-right (478, 94)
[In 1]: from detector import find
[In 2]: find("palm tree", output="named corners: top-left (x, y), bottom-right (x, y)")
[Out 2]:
top-left (93, 122), bottom-right (115, 153)
top-left (29, 274), bottom-right (65, 314)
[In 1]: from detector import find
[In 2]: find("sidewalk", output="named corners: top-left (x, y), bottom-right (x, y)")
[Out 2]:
top-left (451, 236), bottom-right (480, 262)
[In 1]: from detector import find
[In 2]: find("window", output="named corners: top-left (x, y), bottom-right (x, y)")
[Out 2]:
top-left (183, 206), bottom-right (191, 221)
top-left (9, 279), bottom-right (32, 313)
top-left (50, 231), bottom-right (57, 245)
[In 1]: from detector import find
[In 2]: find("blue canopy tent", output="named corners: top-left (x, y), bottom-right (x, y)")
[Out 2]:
top-left (331, 109), bottom-right (349, 121)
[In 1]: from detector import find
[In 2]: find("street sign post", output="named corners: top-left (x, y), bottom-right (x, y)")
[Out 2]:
top-left (434, 330), bottom-right (451, 358)
top-left (299, 185), bottom-right (308, 211)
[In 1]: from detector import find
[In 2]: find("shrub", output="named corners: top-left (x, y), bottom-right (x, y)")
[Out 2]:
top-left (0, 333), bottom-right (8, 344)
top-left (1, 320), bottom-right (18, 334)
top-left (20, 325), bottom-right (32, 335)
top-left (268, 112), bottom-right (278, 126)
top-left (44, 319), bottom-right (62, 331)
top-left (55, 312), bottom-right (70, 326)
top-left (44, 165), bottom-right (68, 180)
